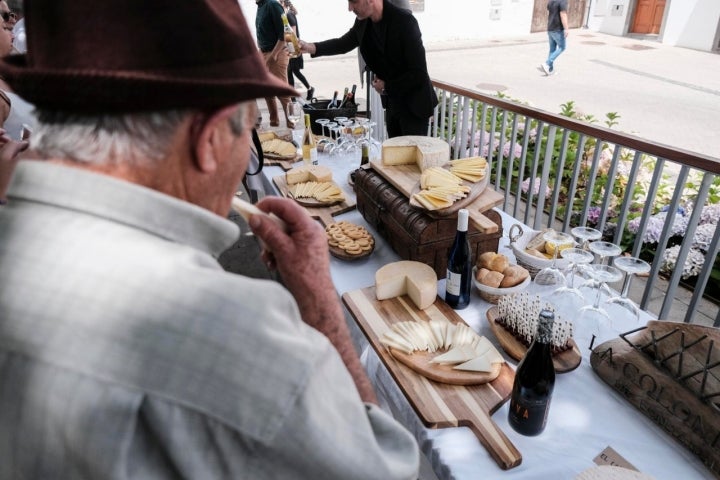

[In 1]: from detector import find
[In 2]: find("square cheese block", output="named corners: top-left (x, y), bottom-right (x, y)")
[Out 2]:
top-left (382, 136), bottom-right (450, 171)
top-left (285, 165), bottom-right (333, 185)
top-left (375, 260), bottom-right (438, 310)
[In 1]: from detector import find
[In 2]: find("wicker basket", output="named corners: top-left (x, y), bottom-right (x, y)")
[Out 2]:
top-left (508, 224), bottom-right (572, 278)
top-left (472, 266), bottom-right (531, 304)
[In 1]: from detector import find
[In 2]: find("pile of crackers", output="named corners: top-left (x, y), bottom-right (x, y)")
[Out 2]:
top-left (325, 221), bottom-right (374, 257)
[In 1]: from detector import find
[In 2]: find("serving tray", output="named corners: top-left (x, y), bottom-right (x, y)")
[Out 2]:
top-left (342, 286), bottom-right (522, 471)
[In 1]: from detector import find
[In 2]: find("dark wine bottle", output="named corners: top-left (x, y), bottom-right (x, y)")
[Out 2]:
top-left (508, 309), bottom-right (556, 436)
top-left (328, 90), bottom-right (339, 109)
top-left (339, 84), bottom-right (356, 108)
top-left (445, 208), bottom-right (472, 309)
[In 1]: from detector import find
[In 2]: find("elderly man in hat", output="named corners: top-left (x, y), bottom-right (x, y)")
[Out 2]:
top-left (0, 1), bottom-right (420, 478)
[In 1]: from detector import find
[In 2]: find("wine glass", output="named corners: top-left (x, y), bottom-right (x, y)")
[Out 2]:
top-left (581, 240), bottom-right (623, 293)
top-left (286, 99), bottom-right (303, 134)
top-left (606, 256), bottom-right (651, 324)
top-left (545, 247), bottom-right (594, 317)
top-left (576, 264), bottom-right (624, 354)
top-left (315, 118), bottom-right (330, 138)
top-left (533, 230), bottom-right (574, 296)
top-left (571, 226), bottom-right (602, 251)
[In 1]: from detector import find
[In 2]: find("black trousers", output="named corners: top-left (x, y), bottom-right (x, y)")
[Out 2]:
top-left (385, 103), bottom-right (430, 138)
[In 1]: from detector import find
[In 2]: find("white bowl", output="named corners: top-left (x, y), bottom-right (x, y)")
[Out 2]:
top-left (472, 266), bottom-right (531, 304)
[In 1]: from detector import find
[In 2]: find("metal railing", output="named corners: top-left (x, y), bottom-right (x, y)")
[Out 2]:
top-left (430, 79), bottom-right (720, 327)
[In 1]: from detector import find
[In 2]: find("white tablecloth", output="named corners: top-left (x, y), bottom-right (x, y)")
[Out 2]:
top-left (262, 153), bottom-right (712, 480)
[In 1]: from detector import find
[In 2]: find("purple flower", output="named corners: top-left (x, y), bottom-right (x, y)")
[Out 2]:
top-left (521, 177), bottom-right (551, 197)
top-left (587, 207), bottom-right (601, 225)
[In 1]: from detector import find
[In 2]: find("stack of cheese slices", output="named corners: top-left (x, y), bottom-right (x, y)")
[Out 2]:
top-left (285, 165), bottom-right (345, 204)
top-left (449, 156), bottom-right (488, 182)
top-left (413, 167), bottom-right (471, 210)
top-left (380, 320), bottom-right (504, 373)
top-left (414, 157), bottom-right (487, 210)
top-left (289, 181), bottom-right (345, 203)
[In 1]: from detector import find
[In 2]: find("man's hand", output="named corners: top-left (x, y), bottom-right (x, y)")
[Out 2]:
top-left (0, 129), bottom-right (29, 203)
top-left (371, 75), bottom-right (385, 95)
top-left (298, 40), bottom-right (316, 55)
top-left (249, 196), bottom-right (332, 306)
top-left (271, 40), bottom-right (290, 62)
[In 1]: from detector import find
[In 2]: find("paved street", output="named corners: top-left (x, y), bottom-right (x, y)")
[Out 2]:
top-left (295, 31), bottom-right (720, 159)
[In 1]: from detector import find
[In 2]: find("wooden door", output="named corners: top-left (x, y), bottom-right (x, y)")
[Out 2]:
top-left (531, 0), bottom-right (587, 33)
top-left (631, 0), bottom-right (666, 35)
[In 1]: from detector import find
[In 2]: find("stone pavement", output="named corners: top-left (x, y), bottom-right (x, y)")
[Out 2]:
top-left (251, 31), bottom-right (720, 326)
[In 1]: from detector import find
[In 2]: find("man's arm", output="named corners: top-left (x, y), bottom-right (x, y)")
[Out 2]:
top-left (301, 22), bottom-right (360, 58)
top-left (560, 10), bottom-right (569, 37)
top-left (249, 196), bottom-right (378, 405)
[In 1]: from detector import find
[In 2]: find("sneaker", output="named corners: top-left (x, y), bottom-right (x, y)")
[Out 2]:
top-left (540, 63), bottom-right (551, 75)
top-left (306, 87), bottom-right (315, 101)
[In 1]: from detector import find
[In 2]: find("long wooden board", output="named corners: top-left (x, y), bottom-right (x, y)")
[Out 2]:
top-left (342, 286), bottom-right (522, 471)
top-left (273, 174), bottom-right (356, 226)
top-left (370, 160), bottom-right (503, 234)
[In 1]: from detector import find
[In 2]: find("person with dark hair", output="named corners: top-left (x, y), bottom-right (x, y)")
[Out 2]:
top-left (255, 0), bottom-right (295, 128)
top-left (300, 0), bottom-right (437, 138)
top-left (281, 0), bottom-right (314, 100)
top-left (540, 0), bottom-right (569, 76)
top-left (0, 1), bottom-right (420, 478)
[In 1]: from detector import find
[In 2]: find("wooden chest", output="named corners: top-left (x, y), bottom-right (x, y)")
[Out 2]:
top-left (354, 167), bottom-right (503, 278)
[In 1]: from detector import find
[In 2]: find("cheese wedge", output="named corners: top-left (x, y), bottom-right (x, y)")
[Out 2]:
top-left (375, 261), bottom-right (437, 310)
top-left (429, 345), bottom-right (478, 364)
top-left (454, 354), bottom-right (494, 373)
top-left (382, 136), bottom-right (450, 171)
top-left (286, 165), bottom-right (333, 185)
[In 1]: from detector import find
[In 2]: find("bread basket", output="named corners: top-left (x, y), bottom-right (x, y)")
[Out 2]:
top-left (472, 266), bottom-right (531, 304)
top-left (508, 224), bottom-right (572, 278)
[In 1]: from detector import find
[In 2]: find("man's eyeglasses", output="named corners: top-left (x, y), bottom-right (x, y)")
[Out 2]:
top-left (0, 11), bottom-right (16, 22)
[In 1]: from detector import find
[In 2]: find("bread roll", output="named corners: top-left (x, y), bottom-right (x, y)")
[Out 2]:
top-left (481, 271), bottom-right (503, 288)
top-left (477, 252), bottom-right (496, 270)
top-left (475, 267), bottom-right (491, 283)
top-left (478, 252), bottom-right (510, 272)
top-left (500, 265), bottom-right (530, 288)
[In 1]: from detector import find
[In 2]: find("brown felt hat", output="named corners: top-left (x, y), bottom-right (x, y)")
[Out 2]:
top-left (0, 0), bottom-right (297, 112)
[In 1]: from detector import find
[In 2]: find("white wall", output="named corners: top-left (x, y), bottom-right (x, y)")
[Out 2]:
top-left (662, 0), bottom-right (720, 51)
top-left (238, 0), bottom-right (535, 45)
top-left (586, 0), bottom-right (630, 35)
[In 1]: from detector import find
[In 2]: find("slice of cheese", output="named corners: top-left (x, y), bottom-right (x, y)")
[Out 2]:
top-left (429, 345), bottom-right (477, 364)
top-left (382, 136), bottom-right (450, 171)
top-left (375, 261), bottom-right (437, 310)
top-left (454, 354), bottom-right (494, 373)
top-left (286, 165), bottom-right (333, 185)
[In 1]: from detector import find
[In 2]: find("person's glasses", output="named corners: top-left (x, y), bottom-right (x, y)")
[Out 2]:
top-left (0, 11), bottom-right (15, 22)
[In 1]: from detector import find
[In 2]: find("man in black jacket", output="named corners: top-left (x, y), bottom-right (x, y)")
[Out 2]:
top-left (300, 0), bottom-right (437, 138)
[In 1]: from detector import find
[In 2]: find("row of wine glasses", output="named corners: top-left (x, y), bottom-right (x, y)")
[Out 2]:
top-left (533, 226), bottom-right (650, 353)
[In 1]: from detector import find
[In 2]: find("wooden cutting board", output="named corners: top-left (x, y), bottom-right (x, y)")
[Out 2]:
top-left (370, 160), bottom-right (503, 234)
top-left (273, 174), bottom-right (356, 226)
top-left (342, 286), bottom-right (522, 471)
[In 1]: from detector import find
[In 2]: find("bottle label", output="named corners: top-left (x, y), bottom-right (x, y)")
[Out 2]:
top-left (446, 270), bottom-right (462, 296)
top-left (310, 147), bottom-right (318, 165)
top-left (286, 42), bottom-right (296, 54)
top-left (509, 396), bottom-right (551, 430)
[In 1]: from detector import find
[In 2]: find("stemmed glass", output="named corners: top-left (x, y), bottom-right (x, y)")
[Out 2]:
top-left (571, 226), bottom-right (602, 251)
top-left (286, 99), bottom-right (303, 143)
top-left (606, 256), bottom-right (651, 324)
top-left (533, 230), bottom-right (574, 296)
top-left (576, 264), bottom-right (624, 353)
top-left (545, 247), bottom-right (595, 317)
top-left (315, 118), bottom-right (330, 138)
top-left (581, 240), bottom-right (623, 293)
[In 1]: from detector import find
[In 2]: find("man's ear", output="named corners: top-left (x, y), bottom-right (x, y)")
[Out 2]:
top-left (192, 105), bottom-right (241, 174)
